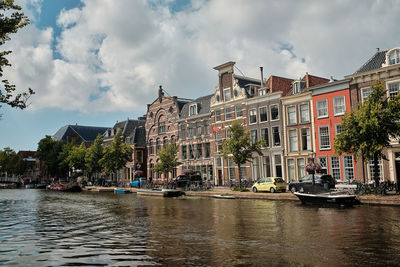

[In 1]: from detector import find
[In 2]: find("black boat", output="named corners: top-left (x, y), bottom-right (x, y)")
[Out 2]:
top-left (293, 184), bottom-right (360, 207)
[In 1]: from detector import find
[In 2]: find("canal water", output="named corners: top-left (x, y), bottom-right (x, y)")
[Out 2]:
top-left (1, 189), bottom-right (400, 266)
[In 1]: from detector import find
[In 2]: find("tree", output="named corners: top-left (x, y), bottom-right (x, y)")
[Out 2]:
top-left (66, 143), bottom-right (87, 174)
top-left (37, 136), bottom-right (63, 177)
top-left (85, 134), bottom-right (104, 180)
top-left (334, 79), bottom-right (400, 185)
top-left (99, 129), bottom-right (133, 182)
top-left (0, 0), bottom-right (34, 114)
top-left (153, 143), bottom-right (181, 182)
top-left (222, 121), bottom-right (266, 186)
top-left (0, 147), bottom-right (16, 176)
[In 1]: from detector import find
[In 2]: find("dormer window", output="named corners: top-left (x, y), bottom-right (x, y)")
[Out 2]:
top-left (189, 104), bottom-right (198, 116)
top-left (258, 88), bottom-right (267, 96)
top-left (293, 81), bottom-right (305, 94)
top-left (389, 49), bottom-right (400, 65)
top-left (223, 88), bottom-right (231, 101)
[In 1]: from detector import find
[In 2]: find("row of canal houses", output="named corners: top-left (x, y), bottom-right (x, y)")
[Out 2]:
top-left (52, 46), bottom-right (400, 186)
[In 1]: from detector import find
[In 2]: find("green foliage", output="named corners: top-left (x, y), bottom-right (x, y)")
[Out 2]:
top-left (99, 129), bottom-right (133, 175)
top-left (334, 79), bottom-right (400, 184)
top-left (232, 186), bottom-right (249, 192)
top-left (37, 136), bottom-right (63, 177)
top-left (0, 0), bottom-right (34, 111)
top-left (153, 143), bottom-right (181, 178)
top-left (66, 143), bottom-right (87, 171)
top-left (222, 121), bottom-right (265, 180)
top-left (85, 134), bottom-right (104, 176)
top-left (0, 147), bottom-right (26, 176)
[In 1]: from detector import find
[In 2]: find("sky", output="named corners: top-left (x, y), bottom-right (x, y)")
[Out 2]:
top-left (1, 0), bottom-right (400, 152)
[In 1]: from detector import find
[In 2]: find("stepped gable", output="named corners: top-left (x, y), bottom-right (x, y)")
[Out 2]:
top-left (354, 50), bottom-right (387, 74)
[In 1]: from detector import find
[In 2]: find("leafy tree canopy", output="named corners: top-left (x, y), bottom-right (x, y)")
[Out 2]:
top-left (153, 143), bottom-right (181, 178)
top-left (85, 134), bottom-right (104, 176)
top-left (0, 0), bottom-right (34, 112)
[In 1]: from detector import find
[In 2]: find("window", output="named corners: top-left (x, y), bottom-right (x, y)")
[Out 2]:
top-left (270, 105), bottom-right (279, 120)
top-left (223, 88), bottom-right (231, 101)
top-left (288, 159), bottom-right (295, 181)
top-left (204, 120), bottom-right (210, 136)
top-left (229, 159), bottom-right (236, 180)
top-left (250, 130), bottom-right (258, 144)
top-left (163, 137), bottom-right (168, 148)
top-left (216, 132), bottom-right (223, 152)
top-left (260, 128), bottom-right (269, 147)
top-left (189, 145), bottom-right (194, 159)
top-left (239, 165), bottom-right (247, 180)
top-left (235, 105), bottom-right (243, 117)
top-left (330, 156), bottom-right (341, 180)
top-left (156, 139), bottom-right (161, 153)
top-left (259, 88), bottom-right (267, 96)
top-left (249, 109), bottom-right (257, 124)
top-left (343, 155), bottom-right (355, 180)
top-left (215, 110), bottom-right (221, 121)
top-left (300, 104), bottom-right (310, 123)
top-left (297, 158), bottom-right (305, 179)
top-left (196, 122), bottom-right (202, 137)
top-left (158, 121), bottom-right (165, 134)
top-left (274, 155), bottom-right (282, 177)
top-left (335, 124), bottom-right (344, 135)
top-left (319, 126), bottom-right (330, 150)
top-left (289, 129), bottom-right (298, 152)
top-left (252, 157), bottom-right (260, 180)
top-left (225, 107), bottom-right (234, 120)
top-left (317, 156), bottom-right (328, 174)
top-left (262, 156), bottom-right (271, 178)
top-left (150, 162), bottom-right (154, 179)
top-left (188, 123), bottom-right (194, 138)
top-left (301, 128), bottom-right (311, 151)
top-left (189, 104), bottom-right (197, 116)
top-left (316, 99), bottom-right (328, 118)
top-left (389, 49), bottom-right (400, 65)
top-left (180, 124), bottom-right (186, 140)
top-left (361, 87), bottom-right (372, 103)
top-left (388, 82), bottom-right (400, 99)
top-left (293, 81), bottom-right (301, 94)
top-left (136, 150), bottom-right (143, 163)
top-left (287, 106), bottom-right (297, 125)
top-left (272, 126), bottom-right (281, 147)
top-left (259, 107), bottom-right (268, 122)
top-left (368, 157), bottom-right (383, 181)
top-left (149, 140), bottom-right (154, 155)
top-left (333, 96), bottom-right (346, 116)
top-left (196, 143), bottom-right (202, 159)
top-left (182, 145), bottom-right (187, 160)
top-left (204, 143), bottom-right (210, 158)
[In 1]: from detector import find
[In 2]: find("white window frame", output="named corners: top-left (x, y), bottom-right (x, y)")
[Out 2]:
top-left (259, 106), bottom-right (268, 122)
top-left (368, 157), bottom-right (383, 182)
top-left (287, 159), bottom-right (295, 181)
top-left (260, 128), bottom-right (269, 147)
top-left (330, 156), bottom-right (341, 180)
top-left (389, 49), bottom-right (400, 65)
top-left (258, 88), bottom-right (267, 96)
top-left (335, 124), bottom-right (344, 135)
top-left (189, 104), bottom-right (197, 116)
top-left (235, 105), bottom-right (243, 117)
top-left (287, 106), bottom-right (297, 125)
top-left (316, 99), bottom-right (328, 119)
top-left (361, 87), bottom-right (372, 103)
top-left (318, 125), bottom-right (331, 150)
top-left (293, 81), bottom-right (301, 94)
top-left (270, 104), bottom-right (279, 121)
top-left (249, 108), bottom-right (257, 124)
top-left (387, 80), bottom-right (400, 100)
top-left (343, 155), bottom-right (355, 181)
top-left (297, 158), bottom-right (305, 179)
top-left (289, 129), bottom-right (298, 152)
top-left (223, 88), bottom-right (231, 101)
top-left (215, 110), bottom-right (221, 122)
top-left (272, 126), bottom-right (281, 147)
top-left (301, 127), bottom-right (311, 151)
top-left (300, 103), bottom-right (310, 123)
top-left (225, 107), bottom-right (234, 121)
top-left (317, 156), bottom-right (328, 174)
top-left (250, 129), bottom-right (258, 145)
top-left (333, 96), bottom-right (346, 116)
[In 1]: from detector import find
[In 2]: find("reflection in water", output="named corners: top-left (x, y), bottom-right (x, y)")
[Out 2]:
top-left (1, 190), bottom-right (400, 266)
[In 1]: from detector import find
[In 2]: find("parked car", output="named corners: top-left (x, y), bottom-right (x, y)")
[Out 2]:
top-left (174, 174), bottom-right (202, 188)
top-left (130, 177), bottom-right (147, 188)
top-left (252, 177), bottom-right (286, 193)
top-left (288, 174), bottom-right (335, 193)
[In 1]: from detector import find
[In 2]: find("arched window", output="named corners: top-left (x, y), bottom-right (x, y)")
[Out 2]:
top-left (156, 139), bottom-right (161, 153)
top-left (149, 140), bottom-right (154, 155)
top-left (163, 137), bottom-right (168, 147)
top-left (389, 49), bottom-right (400, 65)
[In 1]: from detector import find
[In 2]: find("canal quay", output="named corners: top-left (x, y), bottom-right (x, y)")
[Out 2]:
top-left (2, 189), bottom-right (400, 266)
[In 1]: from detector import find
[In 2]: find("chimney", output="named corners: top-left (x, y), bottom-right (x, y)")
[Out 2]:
top-left (260, 67), bottom-right (264, 87)
top-left (173, 96), bottom-right (178, 106)
top-left (158, 85), bottom-right (164, 102)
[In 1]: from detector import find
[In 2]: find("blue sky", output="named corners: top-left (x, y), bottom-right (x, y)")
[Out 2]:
top-left (1, 0), bottom-right (400, 152)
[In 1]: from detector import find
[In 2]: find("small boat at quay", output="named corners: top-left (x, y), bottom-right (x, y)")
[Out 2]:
top-left (48, 182), bottom-right (82, 192)
top-left (292, 184), bottom-right (360, 207)
top-left (114, 188), bottom-right (132, 194)
top-left (137, 189), bottom-right (185, 197)
top-left (212, 195), bottom-right (235, 199)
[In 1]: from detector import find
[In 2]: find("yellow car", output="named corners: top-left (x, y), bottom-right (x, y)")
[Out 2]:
top-left (252, 177), bottom-right (286, 193)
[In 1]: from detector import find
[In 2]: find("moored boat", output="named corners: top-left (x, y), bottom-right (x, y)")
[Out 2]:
top-left (49, 182), bottom-right (82, 192)
top-left (114, 188), bottom-right (132, 194)
top-left (137, 189), bottom-right (185, 197)
top-left (212, 194), bottom-right (235, 199)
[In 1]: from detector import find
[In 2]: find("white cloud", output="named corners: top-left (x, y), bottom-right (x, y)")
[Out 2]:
top-left (5, 0), bottom-right (400, 114)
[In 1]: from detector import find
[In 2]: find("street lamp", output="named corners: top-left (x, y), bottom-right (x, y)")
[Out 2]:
top-left (309, 151), bottom-right (316, 185)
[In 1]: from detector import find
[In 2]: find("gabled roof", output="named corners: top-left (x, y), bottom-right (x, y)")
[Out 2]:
top-left (53, 125), bottom-right (109, 143)
top-left (354, 50), bottom-right (388, 74)
top-left (234, 74), bottom-right (261, 89)
top-left (106, 119), bottom-right (146, 146)
top-left (180, 94), bottom-right (213, 119)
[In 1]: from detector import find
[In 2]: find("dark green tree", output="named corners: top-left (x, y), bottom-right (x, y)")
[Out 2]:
top-left (37, 136), bottom-right (63, 177)
top-left (85, 134), bottom-right (104, 180)
top-left (99, 129), bottom-right (133, 183)
top-left (153, 143), bottom-right (181, 183)
top-left (0, 147), bottom-right (16, 176)
top-left (334, 79), bottom-right (400, 185)
top-left (222, 120), bottom-right (265, 186)
top-left (0, 0), bottom-right (34, 115)
top-left (66, 143), bottom-right (87, 173)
